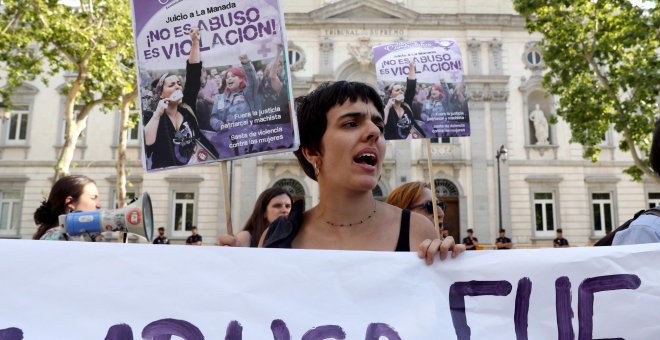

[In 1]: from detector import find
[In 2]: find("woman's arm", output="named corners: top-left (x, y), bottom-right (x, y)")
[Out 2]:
top-left (188, 27), bottom-right (201, 64)
top-left (267, 46), bottom-right (284, 93)
top-left (240, 54), bottom-right (261, 111)
top-left (404, 60), bottom-right (416, 107)
top-left (182, 28), bottom-right (202, 108)
top-left (143, 100), bottom-right (168, 146)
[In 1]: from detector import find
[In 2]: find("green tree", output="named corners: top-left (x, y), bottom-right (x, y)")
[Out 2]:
top-left (514, 0), bottom-right (660, 182)
top-left (0, 0), bottom-right (138, 204)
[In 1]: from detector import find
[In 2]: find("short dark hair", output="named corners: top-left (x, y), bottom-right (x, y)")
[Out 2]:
top-left (499, 229), bottom-right (506, 233)
top-left (467, 228), bottom-right (473, 233)
top-left (293, 81), bottom-right (384, 181)
top-left (158, 227), bottom-right (165, 232)
top-left (556, 228), bottom-right (563, 233)
top-left (191, 226), bottom-right (197, 230)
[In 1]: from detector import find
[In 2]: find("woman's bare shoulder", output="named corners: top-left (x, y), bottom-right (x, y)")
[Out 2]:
top-left (409, 211), bottom-right (437, 244)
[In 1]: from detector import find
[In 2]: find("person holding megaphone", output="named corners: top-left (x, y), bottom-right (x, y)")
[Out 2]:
top-left (33, 175), bottom-right (101, 241)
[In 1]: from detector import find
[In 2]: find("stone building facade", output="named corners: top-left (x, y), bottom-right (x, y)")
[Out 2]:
top-left (1, 0), bottom-right (656, 246)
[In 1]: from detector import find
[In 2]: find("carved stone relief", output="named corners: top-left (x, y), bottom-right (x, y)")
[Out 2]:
top-left (347, 36), bottom-right (374, 70)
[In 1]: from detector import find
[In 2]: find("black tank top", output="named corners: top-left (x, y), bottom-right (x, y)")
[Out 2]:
top-left (394, 209), bottom-right (411, 252)
top-left (263, 201), bottom-right (412, 252)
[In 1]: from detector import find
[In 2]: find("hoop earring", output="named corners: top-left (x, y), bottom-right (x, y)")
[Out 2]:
top-left (313, 162), bottom-right (320, 178)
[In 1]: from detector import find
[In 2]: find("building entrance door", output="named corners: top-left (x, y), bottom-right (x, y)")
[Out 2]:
top-left (434, 178), bottom-right (461, 242)
top-left (442, 196), bottom-right (460, 241)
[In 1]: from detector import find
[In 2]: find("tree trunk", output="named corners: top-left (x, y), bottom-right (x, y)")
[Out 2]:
top-left (115, 87), bottom-right (138, 208)
top-left (53, 90), bottom-right (85, 184)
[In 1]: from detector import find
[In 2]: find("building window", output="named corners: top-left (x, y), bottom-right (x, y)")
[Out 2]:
top-left (431, 137), bottom-right (451, 144)
top-left (533, 192), bottom-right (555, 234)
top-left (434, 179), bottom-right (460, 197)
top-left (648, 193), bottom-right (660, 209)
top-left (126, 110), bottom-right (140, 143)
top-left (592, 193), bottom-right (613, 235)
top-left (112, 190), bottom-right (138, 209)
top-left (0, 191), bottom-right (21, 234)
top-left (526, 51), bottom-right (542, 66)
top-left (286, 41), bottom-right (307, 72)
top-left (173, 192), bottom-right (195, 235)
top-left (5, 104), bottom-right (29, 143)
top-left (288, 49), bottom-right (302, 66)
top-left (522, 41), bottom-right (545, 72)
top-left (273, 178), bottom-right (305, 202)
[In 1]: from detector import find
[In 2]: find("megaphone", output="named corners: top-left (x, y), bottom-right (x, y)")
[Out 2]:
top-left (59, 192), bottom-right (154, 242)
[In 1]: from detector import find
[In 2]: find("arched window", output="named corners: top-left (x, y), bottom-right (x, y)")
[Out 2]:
top-left (526, 51), bottom-right (542, 66)
top-left (273, 178), bottom-right (305, 202)
top-left (434, 179), bottom-right (459, 197)
top-left (286, 41), bottom-right (306, 72)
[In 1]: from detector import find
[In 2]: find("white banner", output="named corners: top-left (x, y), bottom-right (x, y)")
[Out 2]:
top-left (0, 240), bottom-right (659, 339)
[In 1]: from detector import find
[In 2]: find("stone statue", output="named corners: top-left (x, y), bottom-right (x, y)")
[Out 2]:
top-left (529, 104), bottom-right (549, 145)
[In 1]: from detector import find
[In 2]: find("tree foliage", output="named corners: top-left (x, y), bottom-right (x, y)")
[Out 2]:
top-left (514, 0), bottom-right (660, 182)
top-left (0, 0), bottom-right (137, 185)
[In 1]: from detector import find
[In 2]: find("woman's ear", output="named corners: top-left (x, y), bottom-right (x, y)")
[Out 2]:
top-left (65, 196), bottom-right (75, 211)
top-left (302, 147), bottom-right (321, 168)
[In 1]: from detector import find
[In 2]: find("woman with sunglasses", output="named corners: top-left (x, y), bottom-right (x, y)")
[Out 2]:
top-left (386, 181), bottom-right (448, 236)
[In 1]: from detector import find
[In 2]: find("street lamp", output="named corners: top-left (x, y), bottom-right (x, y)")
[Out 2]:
top-left (495, 144), bottom-right (508, 231)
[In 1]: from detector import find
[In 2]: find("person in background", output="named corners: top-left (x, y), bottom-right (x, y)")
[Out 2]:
top-left (233, 187), bottom-right (292, 247)
top-left (441, 228), bottom-right (450, 239)
top-left (495, 229), bottom-right (513, 249)
top-left (153, 227), bottom-right (171, 245)
top-left (197, 68), bottom-right (219, 130)
top-left (33, 175), bottom-right (101, 241)
top-left (186, 226), bottom-right (202, 245)
top-left (612, 120), bottom-right (660, 245)
top-left (462, 228), bottom-right (479, 250)
top-left (552, 228), bottom-right (569, 248)
top-left (386, 181), bottom-right (445, 234)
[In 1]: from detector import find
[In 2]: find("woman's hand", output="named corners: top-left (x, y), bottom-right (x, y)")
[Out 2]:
top-left (189, 27), bottom-right (200, 43)
top-left (218, 234), bottom-right (241, 247)
top-left (417, 236), bottom-right (465, 265)
top-left (153, 99), bottom-right (170, 119)
top-left (408, 59), bottom-right (416, 80)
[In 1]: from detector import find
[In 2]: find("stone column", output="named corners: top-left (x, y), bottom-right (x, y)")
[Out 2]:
top-left (468, 85), bottom-right (490, 242)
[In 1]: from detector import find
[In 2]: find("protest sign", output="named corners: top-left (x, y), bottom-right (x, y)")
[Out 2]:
top-left (1, 240), bottom-right (659, 339)
top-left (130, 0), bottom-right (297, 171)
top-left (372, 40), bottom-right (470, 140)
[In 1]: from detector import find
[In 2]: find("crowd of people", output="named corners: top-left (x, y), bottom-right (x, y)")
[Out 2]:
top-left (140, 29), bottom-right (290, 169)
top-left (33, 31), bottom-right (660, 252)
top-left (378, 61), bottom-right (468, 140)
